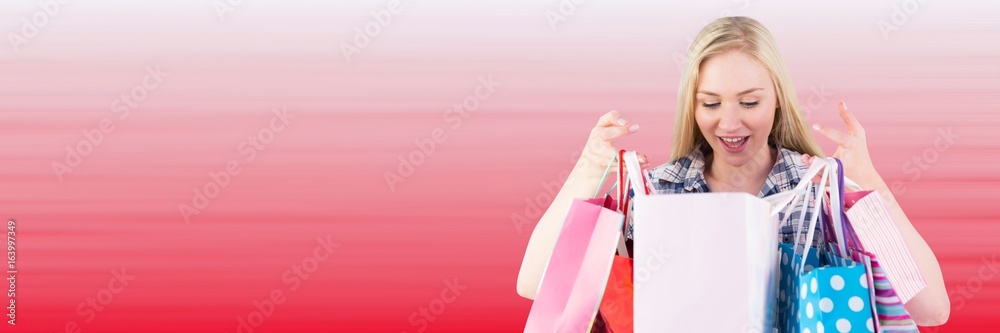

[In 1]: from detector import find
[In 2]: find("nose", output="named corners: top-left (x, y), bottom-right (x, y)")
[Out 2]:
top-left (718, 103), bottom-right (743, 132)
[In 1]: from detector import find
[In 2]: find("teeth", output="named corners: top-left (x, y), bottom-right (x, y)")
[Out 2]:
top-left (721, 137), bottom-right (746, 143)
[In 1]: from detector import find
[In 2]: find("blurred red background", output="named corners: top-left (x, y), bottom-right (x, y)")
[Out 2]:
top-left (1, 1), bottom-right (997, 332)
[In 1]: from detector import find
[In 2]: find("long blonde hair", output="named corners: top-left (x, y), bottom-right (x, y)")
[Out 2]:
top-left (670, 16), bottom-right (824, 161)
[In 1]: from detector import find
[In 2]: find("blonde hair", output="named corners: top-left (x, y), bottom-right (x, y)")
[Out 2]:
top-left (670, 16), bottom-right (824, 161)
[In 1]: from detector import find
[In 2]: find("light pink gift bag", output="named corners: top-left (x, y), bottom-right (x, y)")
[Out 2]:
top-left (523, 198), bottom-right (625, 333)
top-left (844, 190), bottom-right (927, 303)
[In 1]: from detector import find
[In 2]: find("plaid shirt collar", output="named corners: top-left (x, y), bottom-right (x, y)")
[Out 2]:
top-left (649, 138), bottom-right (807, 197)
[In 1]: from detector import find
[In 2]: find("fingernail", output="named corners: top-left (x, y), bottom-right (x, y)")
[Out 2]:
top-left (617, 118), bottom-right (628, 126)
top-left (812, 124), bottom-right (821, 131)
top-left (629, 124), bottom-right (640, 132)
top-left (842, 101), bottom-right (848, 109)
top-left (638, 156), bottom-right (647, 163)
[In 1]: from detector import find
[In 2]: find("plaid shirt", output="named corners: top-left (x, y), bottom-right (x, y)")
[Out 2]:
top-left (626, 139), bottom-right (822, 246)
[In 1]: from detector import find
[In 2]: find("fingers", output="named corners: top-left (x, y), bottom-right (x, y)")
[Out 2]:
top-left (599, 121), bottom-right (639, 142)
top-left (814, 101), bottom-right (866, 146)
top-left (597, 110), bottom-right (623, 127)
top-left (837, 102), bottom-right (865, 137)
top-left (801, 153), bottom-right (814, 168)
top-left (596, 110), bottom-right (639, 138)
top-left (638, 153), bottom-right (650, 169)
top-left (812, 123), bottom-right (849, 146)
top-left (597, 110), bottom-right (625, 127)
top-left (590, 110), bottom-right (643, 169)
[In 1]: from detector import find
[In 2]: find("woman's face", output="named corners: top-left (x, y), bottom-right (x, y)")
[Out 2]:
top-left (694, 50), bottom-right (778, 168)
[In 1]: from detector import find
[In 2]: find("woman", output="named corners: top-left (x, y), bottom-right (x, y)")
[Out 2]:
top-left (515, 16), bottom-right (949, 326)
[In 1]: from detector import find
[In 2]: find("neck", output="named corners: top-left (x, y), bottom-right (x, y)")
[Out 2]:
top-left (705, 144), bottom-right (777, 193)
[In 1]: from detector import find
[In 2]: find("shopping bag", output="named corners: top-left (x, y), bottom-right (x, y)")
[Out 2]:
top-left (596, 255), bottom-right (634, 333)
top-left (796, 250), bottom-right (875, 333)
top-left (843, 189), bottom-right (926, 303)
top-left (776, 158), bottom-right (877, 333)
top-left (632, 192), bottom-right (790, 332)
top-left (523, 197), bottom-right (625, 333)
top-left (593, 150), bottom-right (642, 333)
top-left (776, 157), bottom-right (828, 332)
top-left (629, 155), bottom-right (808, 333)
top-left (629, 146), bottom-right (818, 332)
top-left (826, 159), bottom-right (920, 333)
top-left (776, 242), bottom-right (820, 331)
top-left (859, 252), bottom-right (919, 332)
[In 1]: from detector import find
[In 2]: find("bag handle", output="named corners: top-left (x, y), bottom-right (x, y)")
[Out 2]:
top-left (592, 150), bottom-right (632, 210)
top-left (823, 159), bottom-right (851, 259)
top-left (821, 158), bottom-right (857, 258)
top-left (769, 156), bottom-right (864, 272)
top-left (796, 158), bottom-right (833, 273)
top-left (613, 150), bottom-right (648, 221)
top-left (789, 158), bottom-right (828, 243)
top-left (764, 189), bottom-right (802, 219)
top-left (616, 150), bottom-right (632, 257)
top-left (593, 153), bottom-right (620, 199)
top-left (829, 158), bottom-right (865, 255)
top-left (622, 151), bottom-right (650, 196)
top-left (612, 150), bottom-right (650, 258)
top-left (587, 151), bottom-right (631, 257)
top-left (618, 150), bottom-right (631, 211)
top-left (766, 155), bottom-right (829, 221)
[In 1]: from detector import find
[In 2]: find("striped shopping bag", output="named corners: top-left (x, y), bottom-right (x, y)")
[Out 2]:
top-left (848, 248), bottom-right (920, 332)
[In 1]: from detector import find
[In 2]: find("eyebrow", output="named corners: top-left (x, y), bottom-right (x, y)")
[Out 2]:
top-left (696, 87), bottom-right (763, 97)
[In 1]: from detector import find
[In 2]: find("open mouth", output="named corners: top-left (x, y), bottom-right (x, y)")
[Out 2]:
top-left (718, 136), bottom-right (750, 153)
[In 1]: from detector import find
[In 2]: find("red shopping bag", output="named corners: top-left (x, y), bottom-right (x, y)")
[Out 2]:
top-left (597, 256), bottom-right (633, 333)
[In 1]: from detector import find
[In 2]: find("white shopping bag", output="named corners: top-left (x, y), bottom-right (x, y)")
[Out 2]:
top-left (625, 151), bottom-right (822, 333)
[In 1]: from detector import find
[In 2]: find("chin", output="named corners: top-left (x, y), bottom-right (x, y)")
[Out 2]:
top-left (716, 143), bottom-right (766, 168)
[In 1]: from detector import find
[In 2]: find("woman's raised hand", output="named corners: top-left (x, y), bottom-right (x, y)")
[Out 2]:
top-left (579, 110), bottom-right (649, 174)
top-left (801, 102), bottom-right (883, 189)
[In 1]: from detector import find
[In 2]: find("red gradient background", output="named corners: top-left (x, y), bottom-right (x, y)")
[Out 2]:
top-left (1, 1), bottom-right (998, 332)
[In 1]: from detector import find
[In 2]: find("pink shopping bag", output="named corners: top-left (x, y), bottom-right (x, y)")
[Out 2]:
top-left (843, 190), bottom-right (926, 303)
top-left (523, 198), bottom-right (625, 333)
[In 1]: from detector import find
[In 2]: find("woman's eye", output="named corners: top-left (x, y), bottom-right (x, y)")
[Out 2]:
top-left (702, 102), bottom-right (721, 109)
top-left (741, 101), bottom-right (760, 108)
